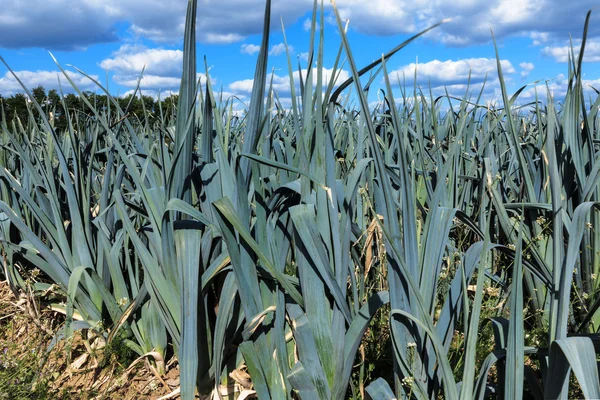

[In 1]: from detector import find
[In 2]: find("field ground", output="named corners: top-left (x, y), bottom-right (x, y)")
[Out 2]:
top-left (0, 281), bottom-right (191, 399)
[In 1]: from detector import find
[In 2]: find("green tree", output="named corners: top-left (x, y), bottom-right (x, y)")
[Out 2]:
top-left (31, 85), bottom-right (46, 105)
top-left (47, 89), bottom-right (67, 131)
top-left (117, 93), bottom-right (157, 122)
top-left (5, 93), bottom-right (30, 126)
top-left (159, 94), bottom-right (178, 123)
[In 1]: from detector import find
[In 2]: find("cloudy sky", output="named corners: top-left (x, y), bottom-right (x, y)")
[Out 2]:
top-left (0, 0), bottom-right (599, 107)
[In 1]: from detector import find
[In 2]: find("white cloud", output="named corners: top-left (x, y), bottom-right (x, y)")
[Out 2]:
top-left (1, 0), bottom-right (598, 52)
top-left (298, 52), bottom-right (310, 63)
top-left (211, 90), bottom-right (248, 103)
top-left (530, 32), bottom-right (550, 46)
top-left (113, 74), bottom-right (182, 89)
top-left (202, 33), bottom-right (245, 44)
top-left (430, 81), bottom-right (503, 101)
top-left (241, 44), bottom-right (261, 55)
top-left (120, 89), bottom-right (157, 100)
top-left (100, 45), bottom-right (183, 76)
top-left (112, 71), bottom-right (210, 91)
top-left (383, 58), bottom-right (519, 102)
top-left (329, 0), bottom-right (600, 48)
top-left (388, 58), bottom-right (515, 87)
top-left (0, 0), bottom-right (313, 49)
top-left (518, 74), bottom-right (600, 102)
top-left (228, 67), bottom-right (351, 98)
top-left (0, 1), bottom-right (119, 50)
top-left (303, 18), bottom-right (312, 31)
top-left (192, 1), bottom-right (312, 44)
top-left (302, 18), bottom-right (319, 32)
top-left (541, 39), bottom-right (600, 62)
top-left (0, 70), bottom-right (99, 96)
top-left (268, 43), bottom-right (290, 56)
top-left (99, 45), bottom-right (211, 91)
top-left (519, 62), bottom-right (535, 78)
top-left (228, 79), bottom-right (255, 94)
top-left (330, 0), bottom-right (420, 36)
top-left (119, 88), bottom-right (180, 100)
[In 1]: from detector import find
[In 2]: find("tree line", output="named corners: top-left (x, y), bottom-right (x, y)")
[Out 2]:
top-left (0, 86), bottom-right (179, 131)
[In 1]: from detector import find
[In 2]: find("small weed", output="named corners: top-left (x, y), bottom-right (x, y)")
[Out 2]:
top-left (99, 332), bottom-right (136, 374)
top-left (0, 329), bottom-right (51, 399)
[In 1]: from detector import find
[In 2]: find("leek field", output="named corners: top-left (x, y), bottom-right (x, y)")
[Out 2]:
top-left (1, 0), bottom-right (600, 399)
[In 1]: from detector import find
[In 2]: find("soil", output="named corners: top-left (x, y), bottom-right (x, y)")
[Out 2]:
top-left (0, 280), bottom-right (188, 399)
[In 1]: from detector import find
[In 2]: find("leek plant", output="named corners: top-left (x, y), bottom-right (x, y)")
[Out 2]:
top-left (1, 0), bottom-right (600, 399)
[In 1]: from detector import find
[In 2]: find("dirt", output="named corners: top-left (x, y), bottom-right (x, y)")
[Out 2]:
top-left (0, 280), bottom-right (187, 399)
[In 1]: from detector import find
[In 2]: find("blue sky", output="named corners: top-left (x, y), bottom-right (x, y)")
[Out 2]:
top-left (1, 0), bottom-right (599, 110)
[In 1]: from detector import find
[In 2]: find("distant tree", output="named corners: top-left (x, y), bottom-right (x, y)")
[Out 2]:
top-left (63, 93), bottom-right (80, 117)
top-left (1, 88), bottom-right (168, 134)
top-left (47, 89), bottom-right (68, 131)
top-left (47, 89), bottom-right (61, 110)
top-left (31, 85), bottom-right (46, 106)
top-left (30, 86), bottom-right (56, 126)
top-left (118, 93), bottom-right (157, 122)
top-left (159, 94), bottom-right (178, 123)
top-left (5, 93), bottom-right (30, 127)
top-left (141, 95), bottom-right (156, 116)
top-left (91, 94), bottom-right (109, 115)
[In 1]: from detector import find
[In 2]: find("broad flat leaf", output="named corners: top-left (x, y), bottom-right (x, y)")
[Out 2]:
top-left (365, 378), bottom-right (396, 400)
top-left (175, 221), bottom-right (203, 399)
top-left (545, 337), bottom-right (600, 400)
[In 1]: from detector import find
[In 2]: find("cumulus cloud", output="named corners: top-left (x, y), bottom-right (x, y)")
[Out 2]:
top-left (0, 70), bottom-right (99, 96)
top-left (100, 45), bottom-right (183, 76)
top-left (229, 79), bottom-right (255, 94)
top-left (227, 60), bottom-right (514, 107)
top-left (0, 0), bottom-right (312, 49)
top-left (530, 32), bottom-right (550, 46)
top-left (519, 62), bottom-right (535, 78)
top-left (383, 58), bottom-right (518, 102)
top-left (0, 1), bottom-right (119, 50)
top-left (303, 19), bottom-right (312, 32)
top-left (298, 52), bottom-right (310, 63)
top-left (302, 18), bottom-right (319, 32)
top-left (119, 88), bottom-right (179, 100)
top-left (518, 74), bottom-right (600, 102)
top-left (432, 82), bottom-right (503, 102)
top-left (541, 39), bottom-right (600, 62)
top-left (328, 0), bottom-right (420, 36)
top-left (113, 74), bottom-right (182, 89)
top-left (202, 33), bottom-right (246, 44)
top-left (228, 67), bottom-right (351, 97)
top-left (99, 45), bottom-right (212, 91)
top-left (329, 0), bottom-right (599, 48)
top-left (453, 1), bottom-right (598, 46)
top-left (268, 43), bottom-right (290, 56)
top-left (211, 90), bottom-right (248, 103)
top-left (388, 58), bottom-right (515, 87)
top-left (192, 1), bottom-right (312, 44)
top-left (1, 0), bottom-right (598, 51)
top-left (241, 44), bottom-right (261, 55)
top-left (110, 71), bottom-right (210, 91)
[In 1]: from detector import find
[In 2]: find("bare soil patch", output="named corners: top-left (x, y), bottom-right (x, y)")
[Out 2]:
top-left (0, 281), bottom-right (187, 399)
